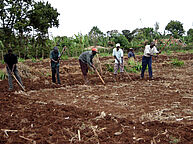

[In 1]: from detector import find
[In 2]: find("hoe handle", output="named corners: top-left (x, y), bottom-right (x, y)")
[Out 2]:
top-left (12, 74), bottom-right (25, 91)
top-left (95, 69), bottom-right (105, 85)
top-left (161, 36), bottom-right (173, 51)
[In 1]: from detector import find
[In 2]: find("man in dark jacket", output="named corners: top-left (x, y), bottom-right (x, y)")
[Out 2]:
top-left (4, 49), bottom-right (24, 91)
top-left (50, 46), bottom-right (61, 84)
top-left (79, 48), bottom-right (97, 84)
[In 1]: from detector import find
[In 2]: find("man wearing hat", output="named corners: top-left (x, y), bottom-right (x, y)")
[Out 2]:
top-left (4, 49), bottom-right (24, 91)
top-left (50, 46), bottom-right (61, 84)
top-left (140, 42), bottom-right (161, 80)
top-left (113, 43), bottom-right (124, 81)
top-left (79, 48), bottom-right (97, 84)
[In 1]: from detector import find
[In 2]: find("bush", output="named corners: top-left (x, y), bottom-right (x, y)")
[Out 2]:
top-left (170, 58), bottom-right (184, 67)
top-left (126, 60), bottom-right (142, 73)
top-left (18, 58), bottom-right (25, 63)
top-left (0, 70), bottom-right (6, 80)
top-left (105, 64), bottom-right (114, 72)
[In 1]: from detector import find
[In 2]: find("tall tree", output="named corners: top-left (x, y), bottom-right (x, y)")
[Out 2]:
top-left (122, 30), bottom-right (133, 42)
top-left (29, 1), bottom-right (60, 36)
top-left (0, 0), bottom-right (34, 49)
top-left (165, 20), bottom-right (185, 38)
top-left (187, 28), bottom-right (193, 42)
top-left (88, 26), bottom-right (104, 46)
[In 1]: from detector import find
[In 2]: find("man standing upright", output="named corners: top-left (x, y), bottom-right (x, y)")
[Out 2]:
top-left (50, 46), bottom-right (61, 84)
top-left (79, 48), bottom-right (97, 84)
top-left (4, 49), bottom-right (24, 91)
top-left (113, 43), bottom-right (124, 81)
top-left (140, 42), bottom-right (161, 80)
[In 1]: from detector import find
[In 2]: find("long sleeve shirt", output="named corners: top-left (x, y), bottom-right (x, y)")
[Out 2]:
top-left (50, 50), bottom-right (61, 68)
top-left (4, 53), bottom-right (18, 70)
top-left (112, 48), bottom-right (123, 64)
top-left (143, 45), bottom-right (159, 57)
top-left (79, 51), bottom-right (94, 67)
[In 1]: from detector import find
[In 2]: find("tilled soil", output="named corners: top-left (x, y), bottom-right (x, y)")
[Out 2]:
top-left (0, 52), bottom-right (193, 144)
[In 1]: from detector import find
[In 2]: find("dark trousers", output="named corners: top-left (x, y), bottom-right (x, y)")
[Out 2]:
top-left (7, 66), bottom-right (23, 89)
top-left (141, 56), bottom-right (152, 78)
top-left (52, 66), bottom-right (60, 84)
top-left (79, 59), bottom-right (88, 76)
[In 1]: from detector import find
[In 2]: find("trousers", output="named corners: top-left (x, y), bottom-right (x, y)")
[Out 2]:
top-left (141, 56), bottom-right (152, 78)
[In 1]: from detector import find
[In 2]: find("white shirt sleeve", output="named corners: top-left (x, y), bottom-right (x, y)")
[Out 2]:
top-left (152, 46), bottom-right (159, 54)
top-left (120, 49), bottom-right (123, 57)
top-left (112, 48), bottom-right (115, 56)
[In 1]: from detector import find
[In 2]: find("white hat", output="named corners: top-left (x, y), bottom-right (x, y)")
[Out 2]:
top-left (116, 43), bottom-right (120, 47)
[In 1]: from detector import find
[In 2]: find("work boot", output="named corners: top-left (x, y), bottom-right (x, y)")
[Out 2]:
top-left (140, 76), bottom-right (144, 80)
top-left (149, 77), bottom-right (154, 80)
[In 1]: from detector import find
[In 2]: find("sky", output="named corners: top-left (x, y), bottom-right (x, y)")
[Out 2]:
top-left (43, 0), bottom-right (193, 37)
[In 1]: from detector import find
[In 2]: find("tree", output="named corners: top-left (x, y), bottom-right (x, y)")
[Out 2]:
top-left (165, 20), bottom-right (185, 38)
top-left (0, 0), bottom-right (34, 49)
top-left (187, 28), bottom-right (193, 42)
top-left (29, 1), bottom-right (60, 35)
top-left (122, 30), bottom-right (133, 42)
top-left (113, 34), bottom-right (129, 49)
top-left (88, 26), bottom-right (104, 46)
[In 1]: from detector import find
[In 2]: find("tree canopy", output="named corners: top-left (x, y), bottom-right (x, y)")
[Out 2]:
top-left (165, 20), bottom-right (185, 38)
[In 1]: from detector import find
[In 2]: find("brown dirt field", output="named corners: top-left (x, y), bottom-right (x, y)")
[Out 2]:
top-left (0, 52), bottom-right (193, 144)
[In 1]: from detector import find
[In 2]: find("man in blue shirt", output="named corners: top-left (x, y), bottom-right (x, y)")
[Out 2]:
top-left (50, 46), bottom-right (61, 84)
top-left (128, 48), bottom-right (135, 59)
top-left (128, 48), bottom-right (136, 64)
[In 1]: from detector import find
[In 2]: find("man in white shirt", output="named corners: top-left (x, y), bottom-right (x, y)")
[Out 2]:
top-left (113, 43), bottom-right (124, 81)
top-left (140, 42), bottom-right (161, 80)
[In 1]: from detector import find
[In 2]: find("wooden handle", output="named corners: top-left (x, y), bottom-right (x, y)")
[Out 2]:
top-left (161, 36), bottom-right (173, 51)
top-left (12, 74), bottom-right (25, 91)
top-left (95, 69), bottom-right (105, 85)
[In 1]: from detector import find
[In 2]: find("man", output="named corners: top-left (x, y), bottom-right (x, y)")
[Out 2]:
top-left (79, 48), bottom-right (97, 84)
top-left (113, 43), bottom-right (124, 81)
top-left (140, 42), bottom-right (161, 80)
top-left (4, 49), bottom-right (24, 91)
top-left (128, 48), bottom-right (136, 64)
top-left (50, 46), bottom-right (61, 84)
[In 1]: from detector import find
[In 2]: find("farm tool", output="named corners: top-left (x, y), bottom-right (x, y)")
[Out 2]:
top-left (58, 46), bottom-right (67, 61)
top-left (161, 36), bottom-right (173, 51)
top-left (96, 54), bottom-right (103, 74)
top-left (12, 73), bottom-right (25, 91)
top-left (95, 69), bottom-right (105, 85)
top-left (7, 67), bottom-right (25, 91)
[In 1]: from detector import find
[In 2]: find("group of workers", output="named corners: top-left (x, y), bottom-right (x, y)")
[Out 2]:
top-left (4, 41), bottom-right (161, 90)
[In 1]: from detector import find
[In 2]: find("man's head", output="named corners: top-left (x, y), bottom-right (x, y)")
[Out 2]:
top-left (116, 43), bottom-right (120, 50)
top-left (53, 46), bottom-right (58, 52)
top-left (150, 42), bottom-right (155, 48)
top-left (92, 48), bottom-right (98, 55)
top-left (8, 49), bottom-right (13, 55)
top-left (129, 48), bottom-right (133, 52)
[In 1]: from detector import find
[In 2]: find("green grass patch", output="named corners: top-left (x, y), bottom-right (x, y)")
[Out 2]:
top-left (61, 55), bottom-right (69, 60)
top-left (170, 58), bottom-right (184, 67)
top-left (0, 70), bottom-right (6, 80)
top-left (169, 136), bottom-right (180, 143)
top-left (99, 53), bottom-right (112, 57)
top-left (105, 64), bottom-right (114, 72)
top-left (31, 57), bottom-right (37, 63)
top-left (126, 60), bottom-right (142, 73)
top-left (18, 58), bottom-right (25, 63)
top-left (1, 60), bottom-right (5, 64)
